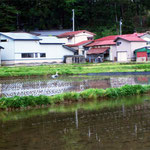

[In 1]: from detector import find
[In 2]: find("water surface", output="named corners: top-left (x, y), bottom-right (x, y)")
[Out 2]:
top-left (0, 74), bottom-right (150, 97)
top-left (0, 95), bottom-right (150, 150)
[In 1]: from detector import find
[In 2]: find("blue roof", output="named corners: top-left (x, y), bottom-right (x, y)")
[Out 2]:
top-left (0, 32), bottom-right (41, 41)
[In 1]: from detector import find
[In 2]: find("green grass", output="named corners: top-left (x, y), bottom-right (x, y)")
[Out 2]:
top-left (0, 84), bottom-right (150, 109)
top-left (0, 62), bottom-right (150, 77)
top-left (0, 93), bottom-right (149, 122)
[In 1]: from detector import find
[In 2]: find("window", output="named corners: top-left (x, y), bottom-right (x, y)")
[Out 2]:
top-left (22, 53), bottom-right (34, 58)
top-left (147, 41), bottom-right (150, 45)
top-left (84, 47), bottom-right (89, 50)
top-left (117, 42), bottom-right (121, 46)
top-left (1, 39), bottom-right (7, 42)
top-left (148, 53), bottom-right (150, 57)
top-left (35, 53), bottom-right (38, 58)
top-left (40, 53), bottom-right (46, 57)
top-left (87, 37), bottom-right (93, 40)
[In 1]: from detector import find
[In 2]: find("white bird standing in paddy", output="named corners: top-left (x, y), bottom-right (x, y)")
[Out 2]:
top-left (51, 71), bottom-right (59, 79)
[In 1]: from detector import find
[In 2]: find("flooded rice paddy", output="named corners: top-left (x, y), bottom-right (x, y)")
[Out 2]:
top-left (0, 74), bottom-right (150, 149)
top-left (0, 95), bottom-right (150, 150)
top-left (0, 74), bottom-right (150, 98)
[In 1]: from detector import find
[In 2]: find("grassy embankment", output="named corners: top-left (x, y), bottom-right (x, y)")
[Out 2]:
top-left (0, 62), bottom-right (150, 77)
top-left (0, 94), bottom-right (149, 122)
top-left (0, 84), bottom-right (150, 110)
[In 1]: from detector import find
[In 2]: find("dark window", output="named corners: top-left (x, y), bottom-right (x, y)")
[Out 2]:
top-left (22, 53), bottom-right (34, 58)
top-left (147, 41), bottom-right (150, 45)
top-left (87, 37), bottom-right (93, 40)
top-left (1, 39), bottom-right (7, 42)
top-left (117, 42), bottom-right (121, 46)
top-left (35, 53), bottom-right (38, 58)
top-left (148, 53), bottom-right (150, 57)
top-left (84, 47), bottom-right (89, 50)
top-left (40, 53), bottom-right (46, 57)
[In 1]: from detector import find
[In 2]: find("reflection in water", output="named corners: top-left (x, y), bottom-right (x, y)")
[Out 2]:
top-left (0, 95), bottom-right (150, 150)
top-left (75, 110), bottom-right (78, 129)
top-left (0, 75), bottom-right (150, 98)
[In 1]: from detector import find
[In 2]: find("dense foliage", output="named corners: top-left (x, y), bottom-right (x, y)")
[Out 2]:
top-left (1, 0), bottom-right (150, 37)
top-left (0, 84), bottom-right (150, 109)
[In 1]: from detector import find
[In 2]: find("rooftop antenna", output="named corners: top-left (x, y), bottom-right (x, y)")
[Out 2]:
top-left (72, 9), bottom-right (75, 31)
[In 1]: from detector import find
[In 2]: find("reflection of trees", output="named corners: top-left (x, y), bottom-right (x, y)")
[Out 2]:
top-left (0, 101), bottom-right (150, 149)
top-left (61, 128), bottom-right (84, 150)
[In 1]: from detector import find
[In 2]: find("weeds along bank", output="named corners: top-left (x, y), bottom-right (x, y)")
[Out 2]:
top-left (0, 84), bottom-right (150, 110)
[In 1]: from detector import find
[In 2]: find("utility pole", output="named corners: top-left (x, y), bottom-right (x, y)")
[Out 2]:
top-left (17, 12), bottom-right (19, 30)
top-left (120, 18), bottom-right (122, 35)
top-left (72, 9), bottom-right (75, 31)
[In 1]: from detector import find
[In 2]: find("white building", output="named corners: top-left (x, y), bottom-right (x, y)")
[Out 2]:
top-left (57, 30), bottom-right (95, 45)
top-left (0, 32), bottom-right (75, 65)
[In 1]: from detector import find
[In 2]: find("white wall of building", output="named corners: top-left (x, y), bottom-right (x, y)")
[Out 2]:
top-left (115, 39), bottom-right (146, 61)
top-left (130, 41), bottom-right (146, 58)
top-left (0, 35), bottom-right (74, 65)
top-left (40, 44), bottom-right (74, 59)
top-left (0, 35), bottom-right (15, 61)
top-left (63, 32), bottom-right (94, 44)
top-left (74, 32), bottom-right (93, 44)
top-left (110, 45), bottom-right (117, 61)
top-left (140, 34), bottom-right (150, 46)
top-left (115, 39), bottom-right (131, 61)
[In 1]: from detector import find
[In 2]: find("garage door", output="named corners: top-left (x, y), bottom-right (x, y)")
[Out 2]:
top-left (117, 52), bottom-right (127, 62)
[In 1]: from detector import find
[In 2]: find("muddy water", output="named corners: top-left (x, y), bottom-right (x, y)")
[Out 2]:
top-left (0, 95), bottom-right (150, 150)
top-left (0, 75), bottom-right (150, 98)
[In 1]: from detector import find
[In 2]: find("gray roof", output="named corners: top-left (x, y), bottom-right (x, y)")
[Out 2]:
top-left (39, 36), bottom-right (67, 44)
top-left (0, 32), bottom-right (41, 41)
top-left (63, 45), bottom-right (76, 53)
top-left (31, 29), bottom-right (72, 36)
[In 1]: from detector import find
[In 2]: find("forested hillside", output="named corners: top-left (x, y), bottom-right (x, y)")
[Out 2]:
top-left (0, 0), bottom-right (150, 38)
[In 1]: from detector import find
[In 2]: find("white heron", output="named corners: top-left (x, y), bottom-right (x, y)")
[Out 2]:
top-left (51, 71), bottom-right (59, 79)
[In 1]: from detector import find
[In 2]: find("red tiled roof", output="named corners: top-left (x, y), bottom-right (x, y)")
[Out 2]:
top-left (88, 33), bottom-right (146, 47)
top-left (95, 35), bottom-right (120, 41)
top-left (86, 40), bottom-right (116, 47)
top-left (133, 32), bottom-right (146, 37)
top-left (57, 30), bottom-right (96, 38)
top-left (114, 36), bottom-right (146, 42)
top-left (87, 47), bottom-right (110, 54)
top-left (66, 40), bottom-right (93, 47)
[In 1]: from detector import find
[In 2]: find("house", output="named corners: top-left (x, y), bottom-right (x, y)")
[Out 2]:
top-left (86, 33), bottom-right (147, 62)
top-left (85, 35), bottom-right (117, 61)
top-left (114, 36), bottom-right (146, 62)
top-left (134, 47), bottom-right (150, 62)
top-left (57, 30), bottom-right (96, 45)
top-left (0, 46), bottom-right (4, 65)
top-left (86, 47), bottom-right (110, 63)
top-left (66, 40), bottom-right (93, 57)
top-left (0, 32), bottom-right (75, 65)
